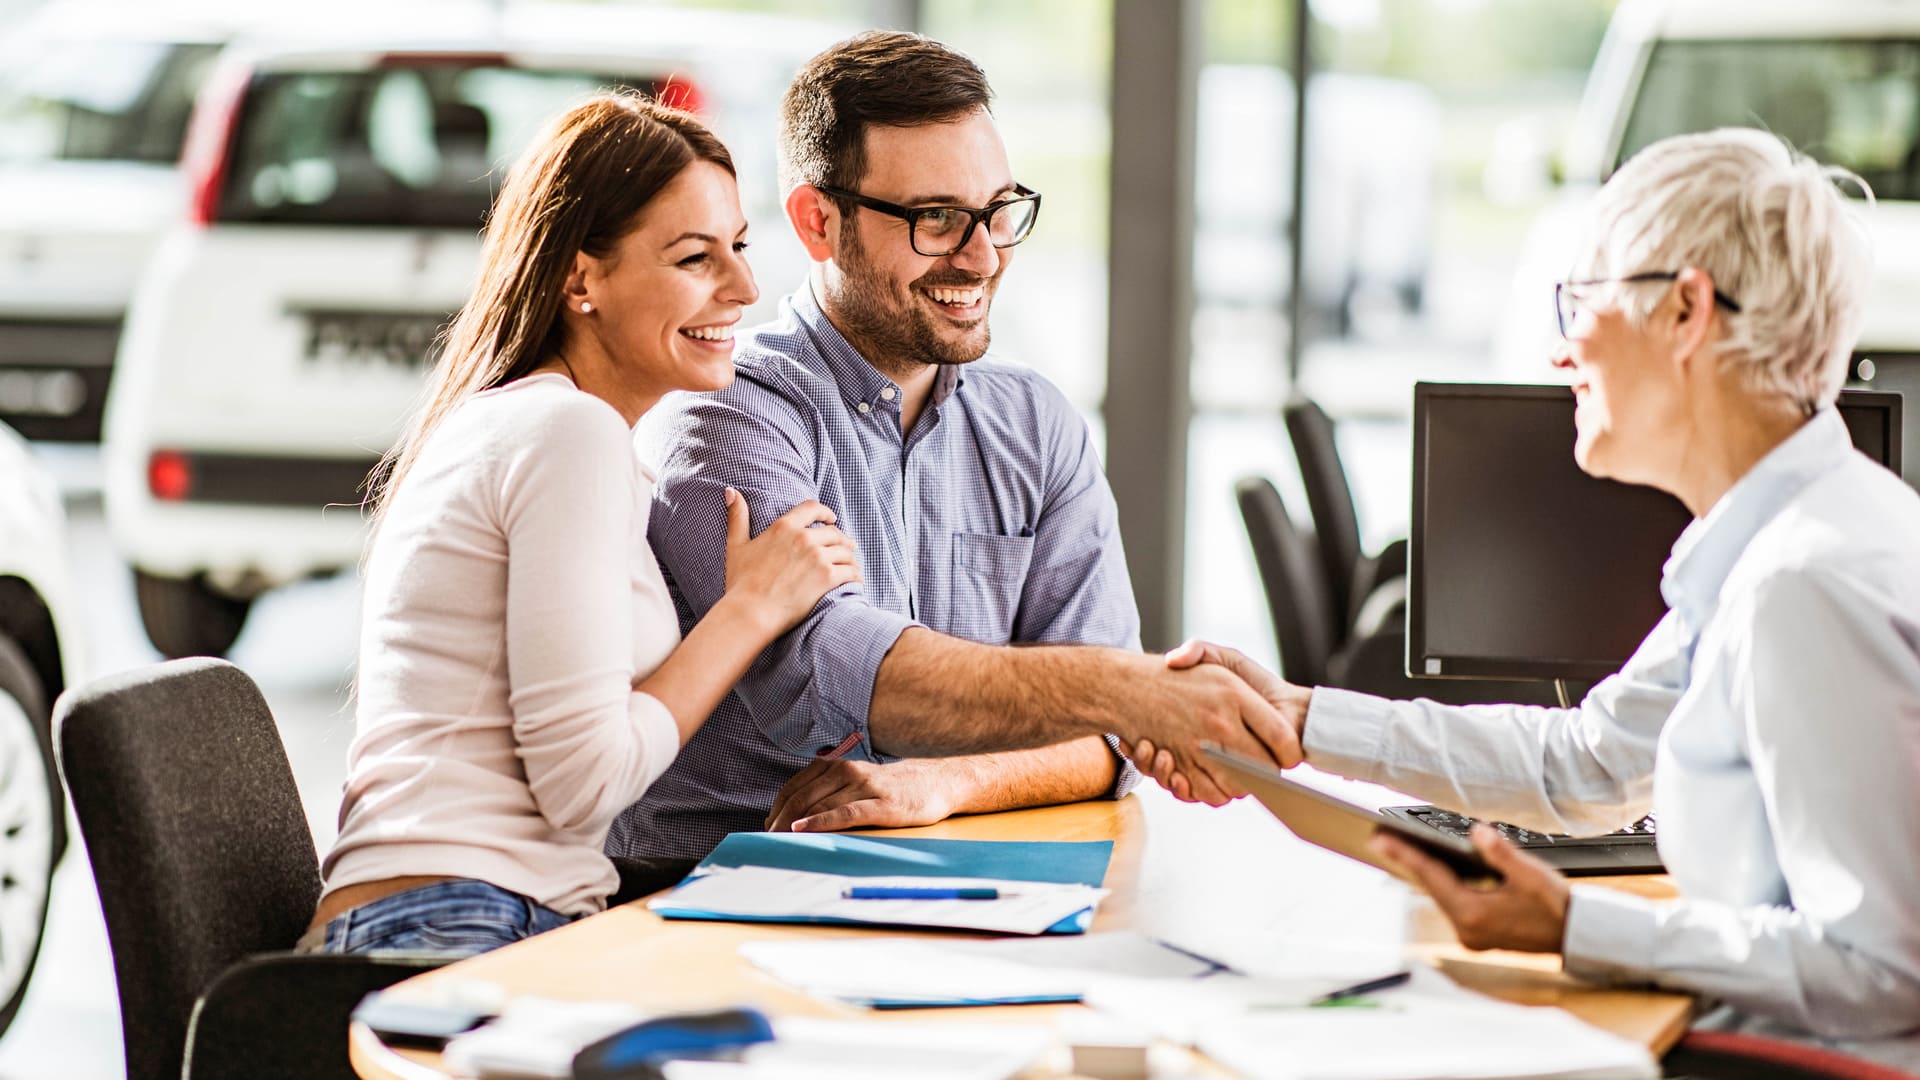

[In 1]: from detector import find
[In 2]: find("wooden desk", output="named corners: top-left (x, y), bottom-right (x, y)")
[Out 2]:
top-left (351, 787), bottom-right (1692, 1078)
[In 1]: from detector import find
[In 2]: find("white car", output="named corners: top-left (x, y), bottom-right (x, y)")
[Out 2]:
top-left (103, 7), bottom-right (835, 658)
top-left (1495, 0), bottom-right (1920, 482)
top-left (0, 423), bottom-right (83, 1036)
top-left (0, 1), bottom-right (255, 443)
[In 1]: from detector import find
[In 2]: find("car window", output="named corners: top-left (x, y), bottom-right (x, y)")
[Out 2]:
top-left (216, 62), bottom-right (663, 228)
top-left (1617, 39), bottom-right (1920, 200)
top-left (0, 38), bottom-right (219, 164)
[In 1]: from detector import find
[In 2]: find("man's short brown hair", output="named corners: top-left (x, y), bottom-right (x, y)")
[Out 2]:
top-left (778, 31), bottom-right (993, 198)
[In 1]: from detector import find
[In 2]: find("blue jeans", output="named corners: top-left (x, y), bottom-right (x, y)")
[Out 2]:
top-left (320, 879), bottom-right (575, 958)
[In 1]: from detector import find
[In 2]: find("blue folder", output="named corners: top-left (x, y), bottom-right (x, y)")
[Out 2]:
top-left (654, 832), bottom-right (1115, 936)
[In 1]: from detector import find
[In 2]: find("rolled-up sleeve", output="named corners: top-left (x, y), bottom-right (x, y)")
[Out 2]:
top-left (1018, 378), bottom-right (1143, 796)
top-left (645, 389), bottom-right (918, 762)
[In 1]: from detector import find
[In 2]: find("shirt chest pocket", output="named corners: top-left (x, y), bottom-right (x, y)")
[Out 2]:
top-left (948, 531), bottom-right (1035, 645)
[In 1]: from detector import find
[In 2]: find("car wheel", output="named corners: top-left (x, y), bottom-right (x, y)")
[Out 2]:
top-left (0, 635), bottom-right (56, 1036)
top-left (133, 569), bottom-right (253, 659)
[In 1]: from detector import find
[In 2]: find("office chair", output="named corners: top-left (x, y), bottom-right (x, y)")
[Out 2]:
top-left (1234, 474), bottom-right (1339, 686)
top-left (1235, 475), bottom-right (1561, 707)
top-left (54, 657), bottom-right (441, 1080)
top-left (1283, 395), bottom-right (1408, 628)
top-left (1662, 1030), bottom-right (1916, 1079)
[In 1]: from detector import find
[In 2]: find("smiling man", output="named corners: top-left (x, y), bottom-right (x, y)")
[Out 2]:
top-left (604, 32), bottom-right (1296, 866)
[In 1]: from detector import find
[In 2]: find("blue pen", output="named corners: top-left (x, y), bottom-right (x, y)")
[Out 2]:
top-left (843, 886), bottom-right (1000, 900)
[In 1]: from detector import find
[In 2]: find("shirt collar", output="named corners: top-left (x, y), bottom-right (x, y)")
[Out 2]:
top-left (792, 282), bottom-right (966, 416)
top-left (1661, 408), bottom-right (1853, 637)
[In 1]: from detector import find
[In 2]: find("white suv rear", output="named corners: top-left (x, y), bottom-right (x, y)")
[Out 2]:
top-left (103, 8), bottom-right (829, 658)
top-left (1496, 0), bottom-right (1920, 480)
top-left (0, 2), bottom-right (251, 442)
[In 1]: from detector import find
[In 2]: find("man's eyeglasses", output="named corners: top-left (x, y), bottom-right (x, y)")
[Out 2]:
top-left (816, 184), bottom-right (1042, 257)
top-left (1554, 271), bottom-right (1742, 338)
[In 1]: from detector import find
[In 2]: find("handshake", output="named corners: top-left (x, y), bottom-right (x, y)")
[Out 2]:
top-left (1113, 640), bottom-right (1312, 806)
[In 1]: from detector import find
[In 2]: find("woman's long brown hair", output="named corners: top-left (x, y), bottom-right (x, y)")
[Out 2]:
top-left (366, 91), bottom-right (734, 524)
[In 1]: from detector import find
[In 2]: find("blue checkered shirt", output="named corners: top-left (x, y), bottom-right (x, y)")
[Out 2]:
top-left (605, 285), bottom-right (1143, 859)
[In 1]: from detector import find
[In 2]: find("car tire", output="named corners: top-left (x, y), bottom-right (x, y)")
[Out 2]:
top-left (133, 569), bottom-right (253, 659)
top-left (0, 634), bottom-right (57, 1037)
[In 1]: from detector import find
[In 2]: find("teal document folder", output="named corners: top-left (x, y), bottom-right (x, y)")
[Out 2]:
top-left (654, 832), bottom-right (1115, 936)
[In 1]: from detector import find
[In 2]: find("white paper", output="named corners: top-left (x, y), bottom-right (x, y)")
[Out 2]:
top-left (441, 997), bottom-right (647, 1080)
top-left (741, 930), bottom-right (1216, 1006)
top-left (1195, 996), bottom-right (1658, 1080)
top-left (650, 866), bottom-right (1106, 935)
top-left (1092, 966), bottom-right (1657, 1080)
top-left (662, 1018), bottom-right (1051, 1080)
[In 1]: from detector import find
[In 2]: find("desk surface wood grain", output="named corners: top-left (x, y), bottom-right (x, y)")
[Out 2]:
top-left (350, 787), bottom-right (1691, 1078)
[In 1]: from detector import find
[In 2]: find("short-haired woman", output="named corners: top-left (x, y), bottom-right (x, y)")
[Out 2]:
top-left (303, 94), bottom-right (860, 957)
top-left (1148, 129), bottom-right (1920, 1046)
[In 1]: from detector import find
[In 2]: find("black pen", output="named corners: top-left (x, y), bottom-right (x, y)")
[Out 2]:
top-left (1310, 970), bottom-right (1411, 1007)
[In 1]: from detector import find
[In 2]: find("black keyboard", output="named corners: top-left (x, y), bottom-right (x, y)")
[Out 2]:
top-left (1383, 805), bottom-right (1665, 876)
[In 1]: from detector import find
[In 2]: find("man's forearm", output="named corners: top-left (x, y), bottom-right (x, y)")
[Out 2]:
top-left (867, 627), bottom-right (1145, 757)
top-left (940, 738), bottom-right (1120, 815)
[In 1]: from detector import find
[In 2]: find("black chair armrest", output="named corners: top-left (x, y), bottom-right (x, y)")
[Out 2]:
top-left (182, 951), bottom-right (448, 1080)
top-left (1347, 538), bottom-right (1409, 629)
top-left (610, 856), bottom-right (702, 907)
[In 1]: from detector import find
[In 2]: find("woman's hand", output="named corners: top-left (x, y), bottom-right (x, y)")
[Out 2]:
top-left (1370, 823), bottom-right (1571, 954)
top-left (722, 487), bottom-right (861, 634)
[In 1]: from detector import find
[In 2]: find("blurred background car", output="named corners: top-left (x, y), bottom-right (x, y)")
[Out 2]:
top-left (1493, 0), bottom-right (1920, 486)
top-left (0, 419), bottom-right (82, 1038)
top-left (102, 5), bottom-right (837, 659)
top-left (0, 1), bottom-right (255, 443)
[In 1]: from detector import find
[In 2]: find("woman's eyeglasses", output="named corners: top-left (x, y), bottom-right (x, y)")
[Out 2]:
top-left (1554, 271), bottom-right (1742, 338)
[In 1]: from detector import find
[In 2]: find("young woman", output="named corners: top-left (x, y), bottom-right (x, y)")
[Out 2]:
top-left (304, 94), bottom-right (860, 956)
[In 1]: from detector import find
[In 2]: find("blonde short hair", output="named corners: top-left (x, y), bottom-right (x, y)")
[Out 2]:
top-left (1577, 129), bottom-right (1873, 411)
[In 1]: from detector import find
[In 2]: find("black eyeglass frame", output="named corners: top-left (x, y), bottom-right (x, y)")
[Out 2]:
top-left (815, 183), bottom-right (1042, 257)
top-left (1554, 271), bottom-right (1743, 339)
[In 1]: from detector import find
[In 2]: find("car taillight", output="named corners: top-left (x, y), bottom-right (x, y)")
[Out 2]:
top-left (148, 451), bottom-right (194, 501)
top-left (656, 77), bottom-right (703, 117)
top-left (180, 62), bottom-right (252, 227)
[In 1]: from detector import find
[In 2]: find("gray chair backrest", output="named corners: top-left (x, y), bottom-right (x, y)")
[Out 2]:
top-left (1283, 395), bottom-right (1366, 625)
top-left (1234, 476), bottom-right (1337, 686)
top-left (54, 658), bottom-right (320, 1080)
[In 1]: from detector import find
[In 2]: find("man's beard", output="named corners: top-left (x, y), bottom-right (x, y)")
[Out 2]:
top-left (828, 222), bottom-right (995, 378)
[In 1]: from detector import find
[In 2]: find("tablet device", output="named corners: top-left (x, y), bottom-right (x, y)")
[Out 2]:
top-left (1202, 746), bottom-right (1503, 887)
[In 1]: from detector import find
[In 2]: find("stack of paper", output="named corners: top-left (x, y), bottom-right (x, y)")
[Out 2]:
top-left (1193, 998), bottom-right (1658, 1080)
top-left (741, 930), bottom-right (1220, 1008)
top-left (444, 1004), bottom-right (1052, 1080)
top-left (662, 1018), bottom-right (1052, 1080)
top-left (1088, 967), bottom-right (1658, 1080)
top-left (650, 866), bottom-right (1108, 935)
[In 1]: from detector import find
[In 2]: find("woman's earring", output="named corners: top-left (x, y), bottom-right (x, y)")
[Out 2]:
top-left (580, 301), bottom-right (593, 314)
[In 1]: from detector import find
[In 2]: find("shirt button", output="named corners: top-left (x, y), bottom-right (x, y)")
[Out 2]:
top-left (857, 402), bottom-right (871, 414)
top-left (880, 387), bottom-right (896, 401)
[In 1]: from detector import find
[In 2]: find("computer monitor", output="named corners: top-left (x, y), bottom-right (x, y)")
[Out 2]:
top-left (1407, 383), bottom-right (1904, 683)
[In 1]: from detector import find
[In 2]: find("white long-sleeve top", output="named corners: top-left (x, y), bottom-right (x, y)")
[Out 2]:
top-left (322, 373), bottom-right (682, 917)
top-left (1304, 409), bottom-right (1920, 1041)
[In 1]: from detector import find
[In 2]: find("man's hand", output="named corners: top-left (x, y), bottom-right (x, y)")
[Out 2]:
top-left (765, 757), bottom-right (960, 834)
top-left (1105, 646), bottom-right (1306, 808)
top-left (1122, 639), bottom-right (1311, 802)
top-left (1370, 824), bottom-right (1571, 954)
